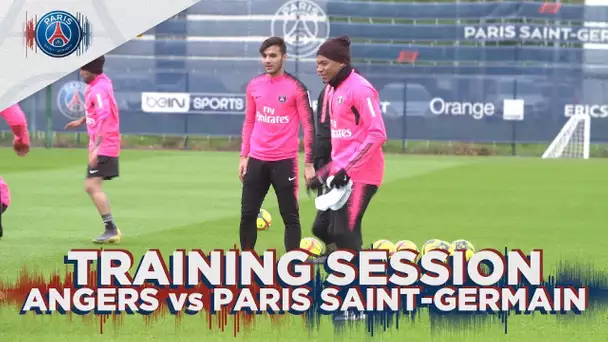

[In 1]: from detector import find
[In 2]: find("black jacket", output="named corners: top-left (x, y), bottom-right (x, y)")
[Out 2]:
top-left (313, 84), bottom-right (331, 170)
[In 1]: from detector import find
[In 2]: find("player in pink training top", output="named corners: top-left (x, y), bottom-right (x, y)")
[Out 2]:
top-left (0, 103), bottom-right (30, 239)
top-left (307, 35), bottom-right (387, 254)
top-left (65, 56), bottom-right (122, 244)
top-left (238, 36), bottom-right (315, 252)
top-left (1, 104), bottom-right (30, 157)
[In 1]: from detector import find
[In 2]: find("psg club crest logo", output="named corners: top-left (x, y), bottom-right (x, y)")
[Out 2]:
top-left (271, 0), bottom-right (330, 58)
top-left (24, 10), bottom-right (92, 58)
top-left (57, 81), bottom-right (87, 120)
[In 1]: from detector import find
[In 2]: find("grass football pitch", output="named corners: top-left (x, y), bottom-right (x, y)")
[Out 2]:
top-left (0, 147), bottom-right (607, 341)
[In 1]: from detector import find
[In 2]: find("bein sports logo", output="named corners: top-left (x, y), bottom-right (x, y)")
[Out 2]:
top-left (190, 94), bottom-right (245, 114)
top-left (271, 0), bottom-right (330, 58)
top-left (24, 10), bottom-right (92, 58)
top-left (57, 81), bottom-right (87, 120)
top-left (141, 93), bottom-right (190, 113)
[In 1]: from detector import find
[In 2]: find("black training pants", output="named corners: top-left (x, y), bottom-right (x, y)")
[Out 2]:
top-left (312, 187), bottom-right (333, 246)
top-left (239, 156), bottom-right (301, 252)
top-left (328, 183), bottom-right (378, 252)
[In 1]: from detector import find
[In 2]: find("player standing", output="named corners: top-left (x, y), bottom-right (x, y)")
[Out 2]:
top-left (309, 83), bottom-right (334, 256)
top-left (239, 36), bottom-right (315, 252)
top-left (308, 35), bottom-right (387, 253)
top-left (65, 56), bottom-right (122, 244)
top-left (0, 103), bottom-right (30, 238)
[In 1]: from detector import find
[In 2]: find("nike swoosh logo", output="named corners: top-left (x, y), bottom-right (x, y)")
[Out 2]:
top-left (90, 170), bottom-right (98, 174)
top-left (288, 177), bottom-right (296, 181)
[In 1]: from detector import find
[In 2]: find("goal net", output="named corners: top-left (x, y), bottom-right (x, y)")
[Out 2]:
top-left (542, 114), bottom-right (591, 159)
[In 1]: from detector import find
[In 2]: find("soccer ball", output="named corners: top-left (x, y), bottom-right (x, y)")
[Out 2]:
top-left (300, 237), bottom-right (325, 258)
top-left (449, 239), bottom-right (475, 261)
top-left (421, 239), bottom-right (451, 255)
top-left (393, 240), bottom-right (420, 262)
top-left (372, 239), bottom-right (395, 257)
top-left (393, 240), bottom-right (419, 254)
top-left (257, 209), bottom-right (272, 231)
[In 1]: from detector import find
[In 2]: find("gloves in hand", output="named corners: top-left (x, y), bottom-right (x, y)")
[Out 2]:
top-left (329, 169), bottom-right (350, 188)
top-left (307, 176), bottom-right (324, 191)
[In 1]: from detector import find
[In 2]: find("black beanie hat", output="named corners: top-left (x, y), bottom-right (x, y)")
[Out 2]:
top-left (316, 35), bottom-right (351, 64)
top-left (81, 56), bottom-right (105, 74)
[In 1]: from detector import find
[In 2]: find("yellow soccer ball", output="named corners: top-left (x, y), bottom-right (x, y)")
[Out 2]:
top-left (421, 239), bottom-right (451, 255)
top-left (300, 237), bottom-right (325, 258)
top-left (257, 209), bottom-right (272, 231)
top-left (373, 239), bottom-right (395, 257)
top-left (449, 239), bottom-right (476, 261)
top-left (393, 240), bottom-right (419, 255)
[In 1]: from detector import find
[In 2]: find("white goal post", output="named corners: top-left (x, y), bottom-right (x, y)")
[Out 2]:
top-left (542, 114), bottom-right (591, 160)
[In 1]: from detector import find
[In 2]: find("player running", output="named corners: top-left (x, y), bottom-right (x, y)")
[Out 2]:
top-left (239, 36), bottom-right (315, 252)
top-left (65, 56), bottom-right (122, 244)
top-left (0, 103), bottom-right (30, 239)
top-left (307, 35), bottom-right (387, 253)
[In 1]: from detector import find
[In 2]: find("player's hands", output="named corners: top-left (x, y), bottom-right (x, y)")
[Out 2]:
top-left (64, 119), bottom-right (82, 129)
top-left (238, 156), bottom-right (248, 183)
top-left (306, 176), bottom-right (324, 191)
top-left (13, 140), bottom-right (29, 157)
top-left (304, 163), bottom-right (315, 182)
top-left (329, 168), bottom-right (350, 188)
top-left (89, 149), bottom-right (98, 168)
top-left (305, 176), bottom-right (323, 199)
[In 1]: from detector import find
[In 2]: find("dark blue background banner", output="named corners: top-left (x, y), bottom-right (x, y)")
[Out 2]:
top-left (186, 0), bottom-right (606, 21)
top-left (3, 0), bottom-right (608, 145)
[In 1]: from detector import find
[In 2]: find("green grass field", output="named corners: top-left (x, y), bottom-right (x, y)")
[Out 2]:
top-left (0, 147), bottom-right (607, 341)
